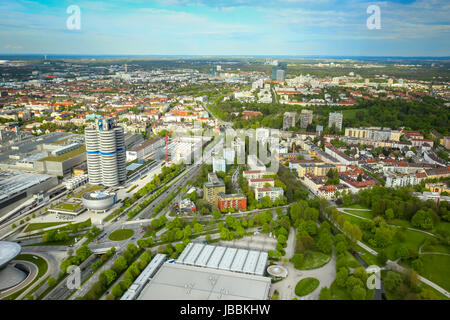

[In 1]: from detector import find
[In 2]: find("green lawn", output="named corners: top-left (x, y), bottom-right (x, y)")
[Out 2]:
top-left (410, 255), bottom-right (450, 292)
top-left (434, 222), bottom-right (450, 237)
top-left (23, 221), bottom-right (69, 233)
top-left (355, 245), bottom-right (379, 266)
top-left (295, 277), bottom-right (320, 297)
top-left (2, 254), bottom-right (48, 300)
top-left (23, 236), bottom-right (77, 247)
top-left (381, 270), bottom-right (449, 300)
top-left (54, 202), bottom-right (81, 212)
top-left (73, 185), bottom-right (103, 198)
top-left (296, 250), bottom-right (331, 270)
top-left (421, 243), bottom-right (450, 254)
top-left (389, 219), bottom-right (412, 228)
top-left (342, 209), bottom-right (373, 220)
top-left (108, 229), bottom-right (134, 241)
top-left (340, 251), bottom-right (362, 268)
top-left (343, 204), bottom-right (370, 210)
top-left (385, 229), bottom-right (435, 260)
top-left (38, 145), bottom-right (86, 162)
top-left (329, 280), bottom-right (374, 300)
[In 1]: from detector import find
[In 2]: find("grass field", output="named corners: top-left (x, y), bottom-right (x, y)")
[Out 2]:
top-left (108, 229), bottom-right (134, 241)
top-left (341, 108), bottom-right (364, 120)
top-left (54, 202), bottom-right (81, 212)
top-left (23, 236), bottom-right (77, 247)
top-left (342, 209), bottom-right (373, 220)
top-left (343, 204), bottom-right (370, 210)
top-left (23, 221), bottom-right (69, 233)
top-left (434, 222), bottom-right (450, 237)
top-left (73, 185), bottom-right (103, 198)
top-left (388, 219), bottom-right (412, 228)
top-left (340, 251), bottom-right (362, 268)
top-left (381, 270), bottom-right (449, 300)
top-left (385, 229), bottom-right (435, 260)
top-left (294, 278), bottom-right (320, 297)
top-left (421, 243), bottom-right (450, 254)
top-left (296, 250), bottom-right (331, 270)
top-left (411, 255), bottom-right (450, 292)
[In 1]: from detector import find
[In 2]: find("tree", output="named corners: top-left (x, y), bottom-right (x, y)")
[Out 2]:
top-left (351, 286), bottom-right (367, 300)
top-left (411, 209), bottom-right (434, 230)
top-left (316, 232), bottom-right (333, 254)
top-left (47, 277), bottom-right (57, 288)
top-left (377, 250), bottom-right (388, 265)
top-left (102, 269), bottom-right (117, 286)
top-left (318, 287), bottom-right (332, 300)
top-left (291, 253), bottom-right (304, 269)
top-left (395, 245), bottom-right (410, 260)
top-left (385, 208), bottom-right (395, 220)
top-left (113, 257), bottom-right (128, 273)
top-left (412, 258), bottom-right (424, 273)
top-left (277, 234), bottom-right (287, 246)
top-left (336, 267), bottom-right (349, 288)
top-left (193, 223), bottom-right (204, 234)
top-left (383, 271), bottom-right (403, 293)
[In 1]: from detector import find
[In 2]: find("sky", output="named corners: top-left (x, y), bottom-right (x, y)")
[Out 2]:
top-left (0, 0), bottom-right (449, 56)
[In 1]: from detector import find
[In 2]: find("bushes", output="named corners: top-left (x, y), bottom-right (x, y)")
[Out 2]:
top-left (294, 278), bottom-right (320, 297)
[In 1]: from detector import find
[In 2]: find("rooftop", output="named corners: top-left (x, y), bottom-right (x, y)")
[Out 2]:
top-left (138, 262), bottom-right (271, 300)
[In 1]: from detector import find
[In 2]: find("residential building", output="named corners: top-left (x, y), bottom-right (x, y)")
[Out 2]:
top-left (283, 112), bottom-right (297, 130)
top-left (328, 112), bottom-right (343, 131)
top-left (217, 193), bottom-right (247, 211)
top-left (254, 187), bottom-right (284, 202)
top-left (242, 170), bottom-right (266, 180)
top-left (203, 172), bottom-right (226, 208)
top-left (300, 109), bottom-right (313, 129)
top-left (248, 178), bottom-right (274, 189)
top-left (212, 157), bottom-right (226, 173)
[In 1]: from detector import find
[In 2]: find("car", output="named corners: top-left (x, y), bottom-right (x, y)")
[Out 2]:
top-left (131, 237), bottom-right (135, 240)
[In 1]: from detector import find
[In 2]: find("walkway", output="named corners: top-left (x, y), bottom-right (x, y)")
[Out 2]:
top-left (270, 253), bottom-right (336, 300)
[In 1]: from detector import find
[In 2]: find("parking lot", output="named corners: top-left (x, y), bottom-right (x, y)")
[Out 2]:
top-left (218, 232), bottom-right (277, 252)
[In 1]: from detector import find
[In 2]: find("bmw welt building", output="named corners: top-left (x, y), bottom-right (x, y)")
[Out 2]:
top-left (85, 118), bottom-right (126, 187)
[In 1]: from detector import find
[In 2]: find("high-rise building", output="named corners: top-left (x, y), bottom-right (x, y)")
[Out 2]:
top-left (272, 62), bottom-right (287, 81)
top-left (85, 118), bottom-right (126, 187)
top-left (328, 112), bottom-right (343, 131)
top-left (300, 109), bottom-right (313, 129)
top-left (283, 112), bottom-right (297, 130)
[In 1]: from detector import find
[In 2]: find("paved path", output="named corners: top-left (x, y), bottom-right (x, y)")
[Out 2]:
top-left (418, 244), bottom-right (450, 257)
top-left (328, 210), bottom-right (450, 298)
top-left (270, 252), bottom-right (336, 300)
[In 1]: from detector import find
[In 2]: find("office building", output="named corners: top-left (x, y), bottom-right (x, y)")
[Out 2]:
top-left (272, 62), bottom-right (287, 81)
top-left (85, 118), bottom-right (126, 187)
top-left (328, 112), bottom-right (343, 131)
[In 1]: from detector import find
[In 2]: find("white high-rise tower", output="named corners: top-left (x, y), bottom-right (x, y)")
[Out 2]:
top-left (85, 118), bottom-right (126, 187)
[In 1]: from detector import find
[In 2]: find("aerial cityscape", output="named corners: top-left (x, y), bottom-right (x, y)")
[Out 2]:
top-left (0, 0), bottom-right (449, 308)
